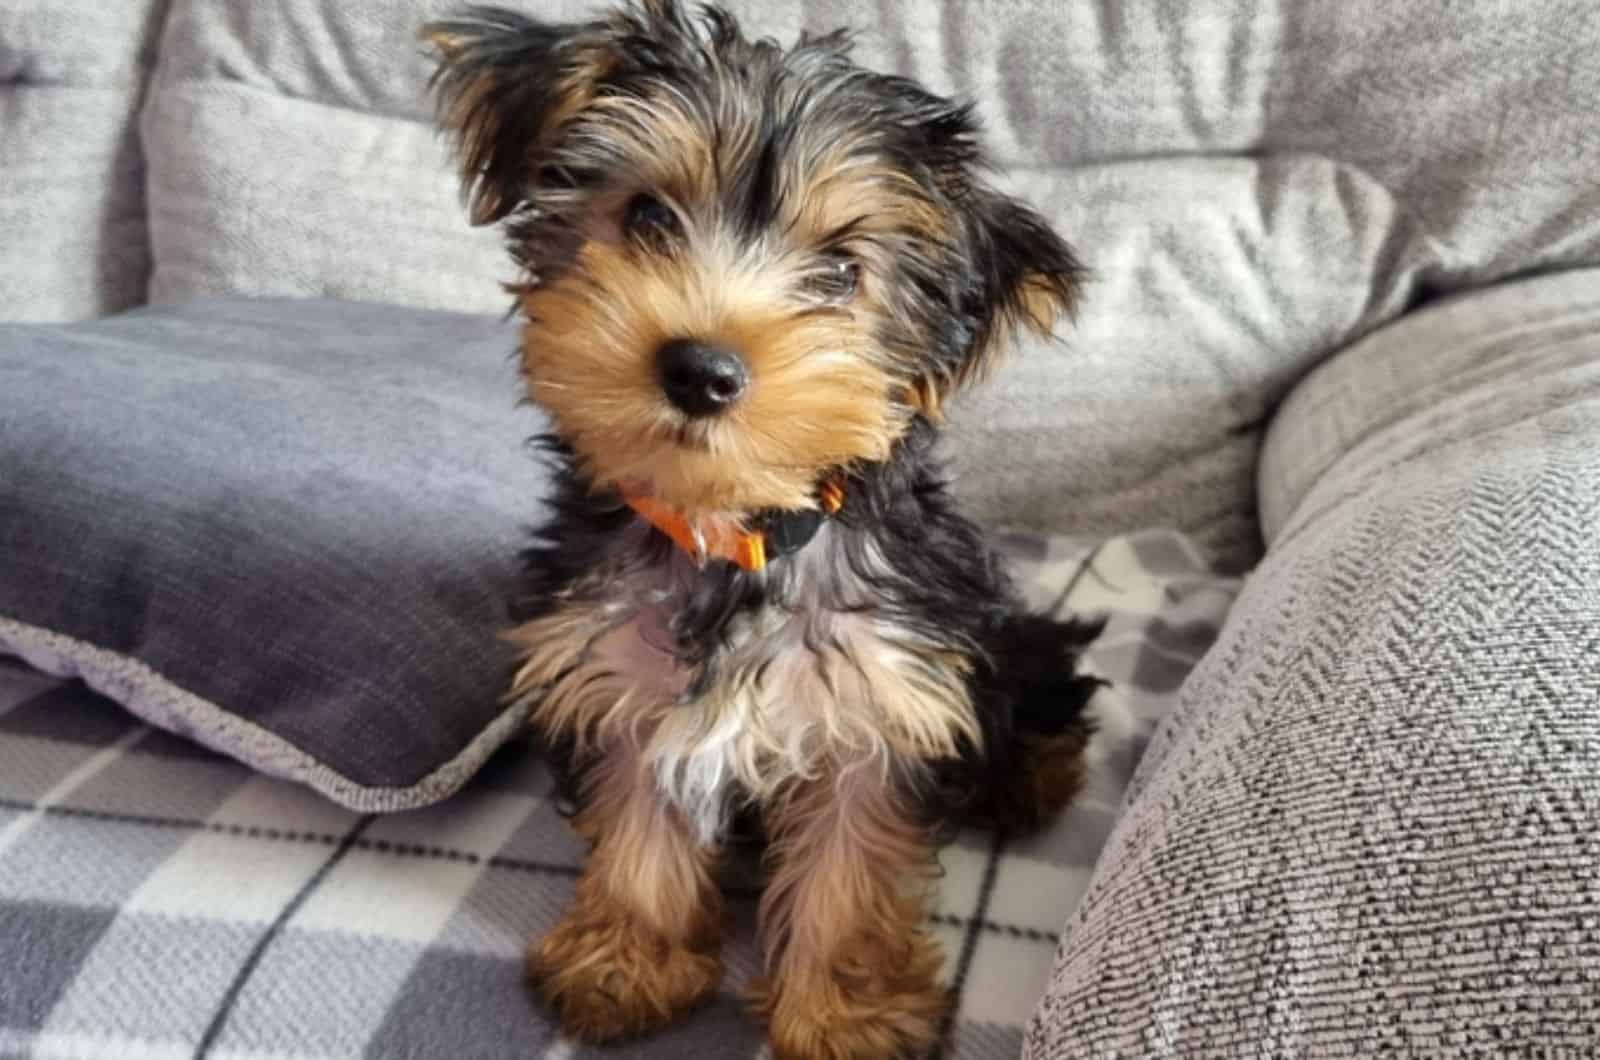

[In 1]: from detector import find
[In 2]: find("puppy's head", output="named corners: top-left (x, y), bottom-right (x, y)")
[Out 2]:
top-left (427, 2), bottom-right (1081, 513)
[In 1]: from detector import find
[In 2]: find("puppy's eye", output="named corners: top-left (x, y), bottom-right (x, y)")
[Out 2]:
top-left (623, 193), bottom-right (681, 245)
top-left (806, 251), bottom-right (860, 303)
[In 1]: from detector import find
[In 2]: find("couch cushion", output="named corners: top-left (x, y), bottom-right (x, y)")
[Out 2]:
top-left (0, 0), bottom-right (169, 322)
top-left (0, 298), bottom-right (547, 810)
top-left (139, 0), bottom-right (510, 316)
top-left (1026, 269), bottom-right (1600, 1054)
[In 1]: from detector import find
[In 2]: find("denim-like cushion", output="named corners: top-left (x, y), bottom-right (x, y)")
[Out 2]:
top-left (0, 297), bottom-right (548, 810)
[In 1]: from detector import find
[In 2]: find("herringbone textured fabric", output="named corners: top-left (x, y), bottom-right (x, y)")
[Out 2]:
top-left (1028, 275), bottom-right (1600, 1056)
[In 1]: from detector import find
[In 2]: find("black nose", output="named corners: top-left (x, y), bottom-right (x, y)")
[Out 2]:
top-left (656, 338), bottom-right (748, 417)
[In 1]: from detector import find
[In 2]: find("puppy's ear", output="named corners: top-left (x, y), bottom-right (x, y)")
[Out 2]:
top-left (423, 7), bottom-right (616, 224)
top-left (890, 88), bottom-right (1083, 416)
top-left (906, 187), bottom-right (1083, 418)
top-left (963, 189), bottom-right (1084, 381)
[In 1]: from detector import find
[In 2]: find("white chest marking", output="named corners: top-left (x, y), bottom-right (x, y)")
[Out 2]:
top-left (642, 533), bottom-right (976, 845)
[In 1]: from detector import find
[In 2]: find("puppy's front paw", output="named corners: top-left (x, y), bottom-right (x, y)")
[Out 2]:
top-left (751, 928), bottom-right (949, 1060)
top-left (527, 895), bottom-right (723, 1042)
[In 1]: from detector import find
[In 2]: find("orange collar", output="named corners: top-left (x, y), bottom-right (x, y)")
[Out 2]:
top-left (623, 478), bottom-right (845, 572)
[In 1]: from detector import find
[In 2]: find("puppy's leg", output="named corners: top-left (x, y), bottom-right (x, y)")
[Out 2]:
top-left (962, 720), bottom-right (1093, 835)
top-left (963, 612), bottom-right (1101, 834)
top-left (529, 739), bottom-right (724, 1041)
top-left (751, 765), bottom-right (947, 1060)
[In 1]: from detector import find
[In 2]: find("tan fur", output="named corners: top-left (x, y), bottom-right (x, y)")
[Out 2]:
top-left (1015, 725), bottom-right (1090, 829)
top-left (507, 594), bottom-right (683, 756)
top-left (511, 88), bottom-right (1010, 514)
top-left (420, 26), bottom-right (467, 62)
top-left (507, 596), bottom-right (615, 704)
top-left (902, 285), bottom-right (1072, 425)
top-left (528, 733), bottom-right (725, 1041)
top-left (522, 240), bottom-right (903, 513)
top-left (751, 766), bottom-right (948, 1060)
top-left (781, 140), bottom-right (951, 247)
top-left (506, 533), bottom-right (982, 842)
top-left (583, 92), bottom-right (722, 209)
top-left (968, 275), bottom-right (1074, 381)
top-left (903, 374), bottom-right (946, 421)
top-left (649, 606), bottom-right (979, 803)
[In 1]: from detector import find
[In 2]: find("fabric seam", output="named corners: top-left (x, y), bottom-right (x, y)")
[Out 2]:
top-left (0, 615), bottom-right (532, 813)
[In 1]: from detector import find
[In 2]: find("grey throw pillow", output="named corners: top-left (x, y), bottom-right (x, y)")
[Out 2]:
top-left (0, 298), bottom-right (549, 810)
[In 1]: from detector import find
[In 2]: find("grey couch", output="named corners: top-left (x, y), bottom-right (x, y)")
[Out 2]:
top-left (3, 0), bottom-right (1598, 1056)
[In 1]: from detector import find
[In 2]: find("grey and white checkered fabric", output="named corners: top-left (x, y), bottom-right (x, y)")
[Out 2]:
top-left (0, 530), bottom-right (1236, 1060)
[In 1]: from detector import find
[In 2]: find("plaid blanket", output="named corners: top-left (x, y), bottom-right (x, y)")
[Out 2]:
top-left (0, 530), bottom-right (1237, 1060)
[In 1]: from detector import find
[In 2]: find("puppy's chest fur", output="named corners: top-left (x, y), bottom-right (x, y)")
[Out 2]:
top-left (513, 522), bottom-right (979, 845)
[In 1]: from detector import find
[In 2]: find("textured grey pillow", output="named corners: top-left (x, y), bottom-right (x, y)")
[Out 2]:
top-left (0, 298), bottom-right (549, 810)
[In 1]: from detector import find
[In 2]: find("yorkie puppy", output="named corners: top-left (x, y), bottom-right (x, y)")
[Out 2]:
top-left (426, 4), bottom-right (1100, 1057)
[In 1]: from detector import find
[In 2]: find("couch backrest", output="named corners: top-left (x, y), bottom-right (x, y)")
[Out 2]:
top-left (139, 0), bottom-right (507, 315)
top-left (0, 0), bottom-right (169, 322)
top-left (6, 0), bottom-right (1597, 568)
